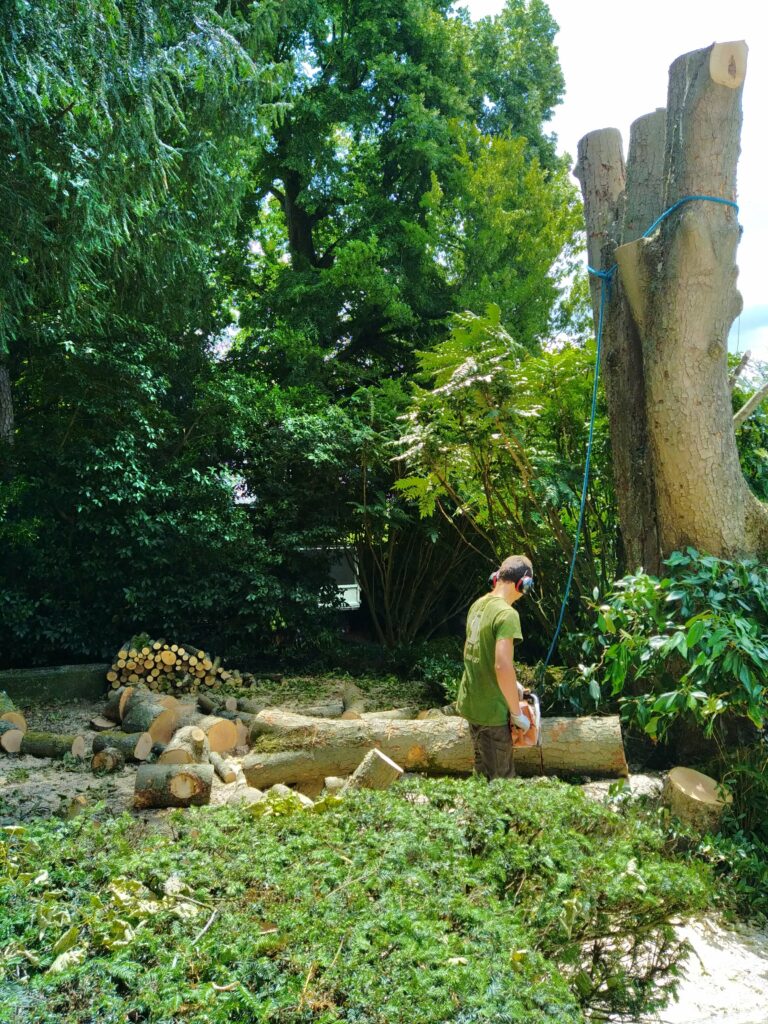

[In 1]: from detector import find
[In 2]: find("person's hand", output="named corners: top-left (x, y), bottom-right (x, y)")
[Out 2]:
top-left (509, 711), bottom-right (530, 732)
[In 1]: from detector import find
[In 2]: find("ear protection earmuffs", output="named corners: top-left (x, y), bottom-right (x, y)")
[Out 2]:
top-left (489, 569), bottom-right (534, 593)
top-left (516, 571), bottom-right (534, 595)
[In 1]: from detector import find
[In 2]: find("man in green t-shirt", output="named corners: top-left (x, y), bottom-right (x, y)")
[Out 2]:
top-left (456, 554), bottom-right (533, 779)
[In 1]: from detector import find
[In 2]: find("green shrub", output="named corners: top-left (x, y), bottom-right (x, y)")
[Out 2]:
top-left (576, 550), bottom-right (768, 741)
top-left (0, 778), bottom-right (712, 1023)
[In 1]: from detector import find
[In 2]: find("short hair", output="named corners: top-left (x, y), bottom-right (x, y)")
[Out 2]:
top-left (496, 555), bottom-right (533, 584)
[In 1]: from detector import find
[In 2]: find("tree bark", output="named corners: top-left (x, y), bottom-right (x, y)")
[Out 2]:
top-left (242, 710), bottom-right (627, 787)
top-left (577, 41), bottom-right (768, 562)
top-left (0, 361), bottom-right (14, 447)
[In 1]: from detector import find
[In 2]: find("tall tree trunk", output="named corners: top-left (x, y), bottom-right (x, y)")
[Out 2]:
top-left (0, 361), bottom-right (14, 447)
top-left (577, 42), bottom-right (768, 563)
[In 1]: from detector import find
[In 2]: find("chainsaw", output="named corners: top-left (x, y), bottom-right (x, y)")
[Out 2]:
top-left (511, 690), bottom-right (543, 772)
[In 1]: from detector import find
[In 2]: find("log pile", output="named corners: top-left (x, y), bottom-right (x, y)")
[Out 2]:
top-left (106, 638), bottom-right (256, 696)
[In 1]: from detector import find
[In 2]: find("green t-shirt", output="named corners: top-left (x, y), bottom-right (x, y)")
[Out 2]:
top-left (456, 594), bottom-right (523, 726)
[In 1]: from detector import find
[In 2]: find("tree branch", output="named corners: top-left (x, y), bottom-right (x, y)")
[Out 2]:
top-left (733, 379), bottom-right (768, 429)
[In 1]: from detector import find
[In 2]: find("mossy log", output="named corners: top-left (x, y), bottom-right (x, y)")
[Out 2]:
top-left (91, 747), bottom-right (126, 773)
top-left (18, 731), bottom-right (87, 759)
top-left (134, 763), bottom-right (214, 809)
top-left (92, 730), bottom-right (153, 762)
top-left (243, 710), bottom-right (628, 788)
top-left (158, 726), bottom-right (210, 765)
top-left (0, 691), bottom-right (27, 732)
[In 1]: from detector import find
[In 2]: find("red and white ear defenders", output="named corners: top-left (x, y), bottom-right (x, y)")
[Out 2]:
top-left (488, 569), bottom-right (534, 593)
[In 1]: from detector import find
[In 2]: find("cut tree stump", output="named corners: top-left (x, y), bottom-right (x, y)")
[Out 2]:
top-left (342, 748), bottom-right (404, 793)
top-left (0, 691), bottom-right (27, 732)
top-left (92, 730), bottom-right (153, 762)
top-left (18, 732), bottom-right (87, 759)
top-left (662, 766), bottom-right (733, 832)
top-left (134, 763), bottom-right (214, 809)
top-left (158, 726), bottom-right (210, 765)
top-left (91, 747), bottom-right (126, 773)
top-left (243, 710), bottom-right (627, 788)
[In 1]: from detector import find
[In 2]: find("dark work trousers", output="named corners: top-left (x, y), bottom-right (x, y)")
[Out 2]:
top-left (468, 722), bottom-right (515, 780)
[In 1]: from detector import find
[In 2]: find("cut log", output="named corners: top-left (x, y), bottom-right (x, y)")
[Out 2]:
top-left (158, 726), bottom-right (210, 765)
top-left (0, 720), bottom-right (24, 753)
top-left (662, 766), bottom-right (732, 832)
top-left (89, 716), bottom-right (115, 732)
top-left (103, 688), bottom-right (126, 723)
top-left (92, 730), bottom-right (153, 762)
top-left (243, 711), bottom-right (627, 788)
top-left (223, 696), bottom-right (238, 712)
top-left (19, 731), bottom-right (87, 759)
top-left (91, 747), bottom-right (126, 773)
top-left (340, 682), bottom-right (366, 720)
top-left (119, 686), bottom-right (134, 720)
top-left (209, 751), bottom-right (238, 783)
top-left (121, 693), bottom-right (179, 745)
top-left (342, 748), bottom-right (403, 793)
top-left (134, 763), bottom-right (214, 809)
top-left (195, 715), bottom-right (238, 754)
top-left (197, 693), bottom-right (219, 715)
top-left (0, 691), bottom-right (27, 732)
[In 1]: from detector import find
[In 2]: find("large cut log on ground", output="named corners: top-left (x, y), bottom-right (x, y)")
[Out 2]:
top-left (242, 711), bottom-right (627, 788)
top-left (17, 732), bottom-right (87, 759)
top-left (92, 730), bottom-right (153, 762)
top-left (121, 692), bottom-right (179, 744)
top-left (662, 766), bottom-right (732, 832)
top-left (134, 763), bottom-right (214, 809)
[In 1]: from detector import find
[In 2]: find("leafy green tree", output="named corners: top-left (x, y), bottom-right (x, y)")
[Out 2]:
top-left (397, 307), bottom-right (618, 652)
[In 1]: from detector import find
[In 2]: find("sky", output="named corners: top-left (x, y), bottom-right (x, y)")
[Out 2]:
top-left (464, 0), bottom-right (768, 361)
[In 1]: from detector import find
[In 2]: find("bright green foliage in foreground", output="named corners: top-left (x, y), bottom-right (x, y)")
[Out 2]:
top-left (577, 550), bottom-right (768, 739)
top-left (0, 779), bottom-right (710, 1023)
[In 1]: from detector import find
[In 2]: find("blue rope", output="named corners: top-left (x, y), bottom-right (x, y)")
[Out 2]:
top-left (541, 193), bottom-right (739, 673)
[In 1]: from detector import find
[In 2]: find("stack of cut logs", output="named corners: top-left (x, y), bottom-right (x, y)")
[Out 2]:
top-left (106, 639), bottom-right (253, 695)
